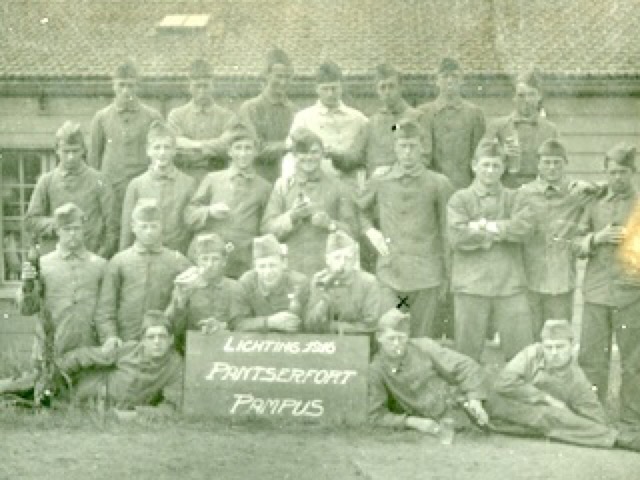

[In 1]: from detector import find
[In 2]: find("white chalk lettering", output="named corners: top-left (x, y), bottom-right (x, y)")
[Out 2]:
top-left (229, 393), bottom-right (325, 418)
top-left (221, 336), bottom-right (335, 355)
top-left (206, 362), bottom-right (358, 385)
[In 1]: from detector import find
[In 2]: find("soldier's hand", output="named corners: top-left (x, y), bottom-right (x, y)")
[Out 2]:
top-left (21, 262), bottom-right (37, 281)
top-left (102, 336), bottom-right (122, 354)
top-left (290, 201), bottom-right (313, 222)
top-left (365, 228), bottom-right (389, 257)
top-left (311, 211), bottom-right (332, 229)
top-left (198, 317), bottom-right (227, 334)
top-left (267, 312), bottom-right (301, 332)
top-left (594, 225), bottom-right (626, 245)
top-left (544, 394), bottom-right (567, 409)
top-left (209, 202), bottom-right (231, 219)
top-left (405, 416), bottom-right (440, 435)
top-left (465, 399), bottom-right (489, 426)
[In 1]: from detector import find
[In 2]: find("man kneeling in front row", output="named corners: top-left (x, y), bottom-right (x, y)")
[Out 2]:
top-left (487, 319), bottom-right (640, 451)
top-left (368, 308), bottom-right (489, 437)
top-left (56, 310), bottom-right (183, 416)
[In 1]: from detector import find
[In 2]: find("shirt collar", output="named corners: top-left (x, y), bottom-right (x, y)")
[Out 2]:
top-left (190, 99), bottom-right (216, 114)
top-left (228, 164), bottom-right (255, 180)
top-left (261, 89), bottom-right (291, 107)
top-left (115, 99), bottom-right (141, 113)
top-left (533, 176), bottom-right (569, 195)
top-left (56, 244), bottom-right (89, 260)
top-left (293, 168), bottom-right (323, 185)
top-left (57, 163), bottom-right (87, 178)
top-left (471, 180), bottom-right (503, 197)
top-left (149, 165), bottom-right (177, 181)
top-left (133, 242), bottom-right (163, 254)
top-left (510, 111), bottom-right (539, 125)
top-left (315, 100), bottom-right (347, 115)
top-left (379, 99), bottom-right (411, 116)
top-left (390, 162), bottom-right (425, 179)
top-left (433, 95), bottom-right (463, 112)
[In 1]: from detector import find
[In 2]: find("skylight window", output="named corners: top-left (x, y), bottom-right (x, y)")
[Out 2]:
top-left (156, 14), bottom-right (211, 32)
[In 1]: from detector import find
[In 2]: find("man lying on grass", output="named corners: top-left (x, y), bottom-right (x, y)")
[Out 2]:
top-left (55, 310), bottom-right (182, 418)
top-left (368, 308), bottom-right (489, 440)
top-left (487, 318), bottom-right (640, 452)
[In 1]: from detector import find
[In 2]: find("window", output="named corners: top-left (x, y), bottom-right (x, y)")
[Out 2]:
top-left (156, 14), bottom-right (211, 32)
top-left (1, 149), bottom-right (56, 282)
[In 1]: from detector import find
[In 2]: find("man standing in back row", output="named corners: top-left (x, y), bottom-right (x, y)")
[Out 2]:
top-left (89, 61), bottom-right (163, 236)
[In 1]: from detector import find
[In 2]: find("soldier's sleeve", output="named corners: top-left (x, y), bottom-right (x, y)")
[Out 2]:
top-left (94, 257), bottom-right (122, 343)
top-left (567, 369), bottom-right (608, 424)
top-left (304, 278), bottom-right (329, 333)
top-left (418, 338), bottom-right (487, 400)
top-left (436, 175), bottom-right (455, 276)
top-left (368, 362), bottom-right (408, 428)
top-left (574, 202), bottom-right (596, 258)
top-left (491, 190), bottom-right (535, 243)
top-left (160, 355), bottom-right (184, 411)
top-left (334, 182), bottom-right (358, 236)
top-left (492, 346), bottom-right (549, 404)
top-left (330, 115), bottom-right (368, 173)
top-left (24, 174), bottom-right (55, 241)
top-left (229, 273), bottom-right (269, 331)
top-left (57, 345), bottom-right (117, 374)
top-left (167, 108), bottom-right (185, 137)
top-left (119, 180), bottom-right (138, 251)
top-left (356, 177), bottom-right (379, 233)
top-left (96, 174), bottom-right (117, 257)
top-left (184, 176), bottom-right (213, 231)
top-left (88, 111), bottom-right (105, 170)
top-left (360, 277), bottom-right (382, 330)
top-left (447, 191), bottom-right (493, 251)
top-left (228, 279), bottom-right (250, 326)
top-left (260, 179), bottom-right (295, 239)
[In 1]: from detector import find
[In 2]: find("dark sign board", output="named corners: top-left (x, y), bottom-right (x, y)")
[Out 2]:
top-left (184, 332), bottom-right (369, 424)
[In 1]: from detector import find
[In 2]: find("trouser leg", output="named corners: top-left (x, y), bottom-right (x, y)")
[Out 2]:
top-left (578, 303), bottom-right (612, 404)
top-left (613, 299), bottom-right (640, 426)
top-left (487, 394), bottom-right (617, 448)
top-left (454, 294), bottom-right (491, 362)
top-left (494, 293), bottom-right (534, 361)
top-left (408, 288), bottom-right (439, 339)
top-left (529, 291), bottom-right (574, 340)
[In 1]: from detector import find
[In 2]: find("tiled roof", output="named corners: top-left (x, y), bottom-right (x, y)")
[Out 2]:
top-left (0, 0), bottom-right (637, 79)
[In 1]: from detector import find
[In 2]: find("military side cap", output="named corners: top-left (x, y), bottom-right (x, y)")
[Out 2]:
top-left (316, 61), bottom-right (342, 84)
top-left (253, 234), bottom-right (286, 259)
top-left (438, 57), bottom-right (461, 74)
top-left (515, 68), bottom-right (542, 91)
top-left (132, 198), bottom-right (161, 222)
top-left (538, 139), bottom-right (567, 162)
top-left (392, 118), bottom-right (425, 140)
top-left (378, 308), bottom-right (410, 333)
top-left (327, 230), bottom-right (356, 254)
top-left (53, 202), bottom-right (85, 227)
top-left (266, 48), bottom-right (291, 71)
top-left (113, 60), bottom-right (139, 79)
top-left (474, 137), bottom-right (506, 162)
top-left (142, 310), bottom-right (172, 334)
top-left (540, 319), bottom-right (573, 341)
top-left (55, 121), bottom-right (86, 148)
top-left (189, 59), bottom-right (213, 80)
top-left (147, 120), bottom-right (176, 143)
top-left (226, 121), bottom-right (259, 146)
top-left (605, 143), bottom-right (636, 171)
top-left (194, 233), bottom-right (234, 257)
top-left (290, 127), bottom-right (323, 153)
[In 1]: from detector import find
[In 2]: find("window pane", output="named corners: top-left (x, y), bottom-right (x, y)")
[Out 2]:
top-left (1, 151), bottom-right (20, 183)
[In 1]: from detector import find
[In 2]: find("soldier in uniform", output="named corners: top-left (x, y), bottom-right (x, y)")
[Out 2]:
top-left (488, 319), bottom-right (640, 451)
top-left (306, 230), bottom-right (382, 334)
top-left (88, 61), bottom-right (163, 236)
top-left (166, 233), bottom-right (244, 354)
top-left (576, 144), bottom-right (640, 426)
top-left (185, 123), bottom-right (272, 279)
top-left (358, 119), bottom-right (453, 338)
top-left (26, 121), bottom-right (116, 257)
top-left (233, 234), bottom-right (309, 333)
top-left (365, 64), bottom-right (420, 177)
top-left (57, 310), bottom-right (183, 416)
top-left (237, 48), bottom-right (296, 183)
top-left (261, 127), bottom-right (357, 277)
top-left (417, 57), bottom-right (485, 190)
top-left (167, 59), bottom-right (235, 183)
top-left (95, 200), bottom-right (191, 348)
top-left (485, 69), bottom-right (558, 188)
top-left (447, 138), bottom-right (533, 362)
top-left (120, 120), bottom-right (195, 254)
top-left (368, 308), bottom-right (489, 435)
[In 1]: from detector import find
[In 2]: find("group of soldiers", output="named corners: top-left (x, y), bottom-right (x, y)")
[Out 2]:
top-left (1, 49), bottom-right (640, 452)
